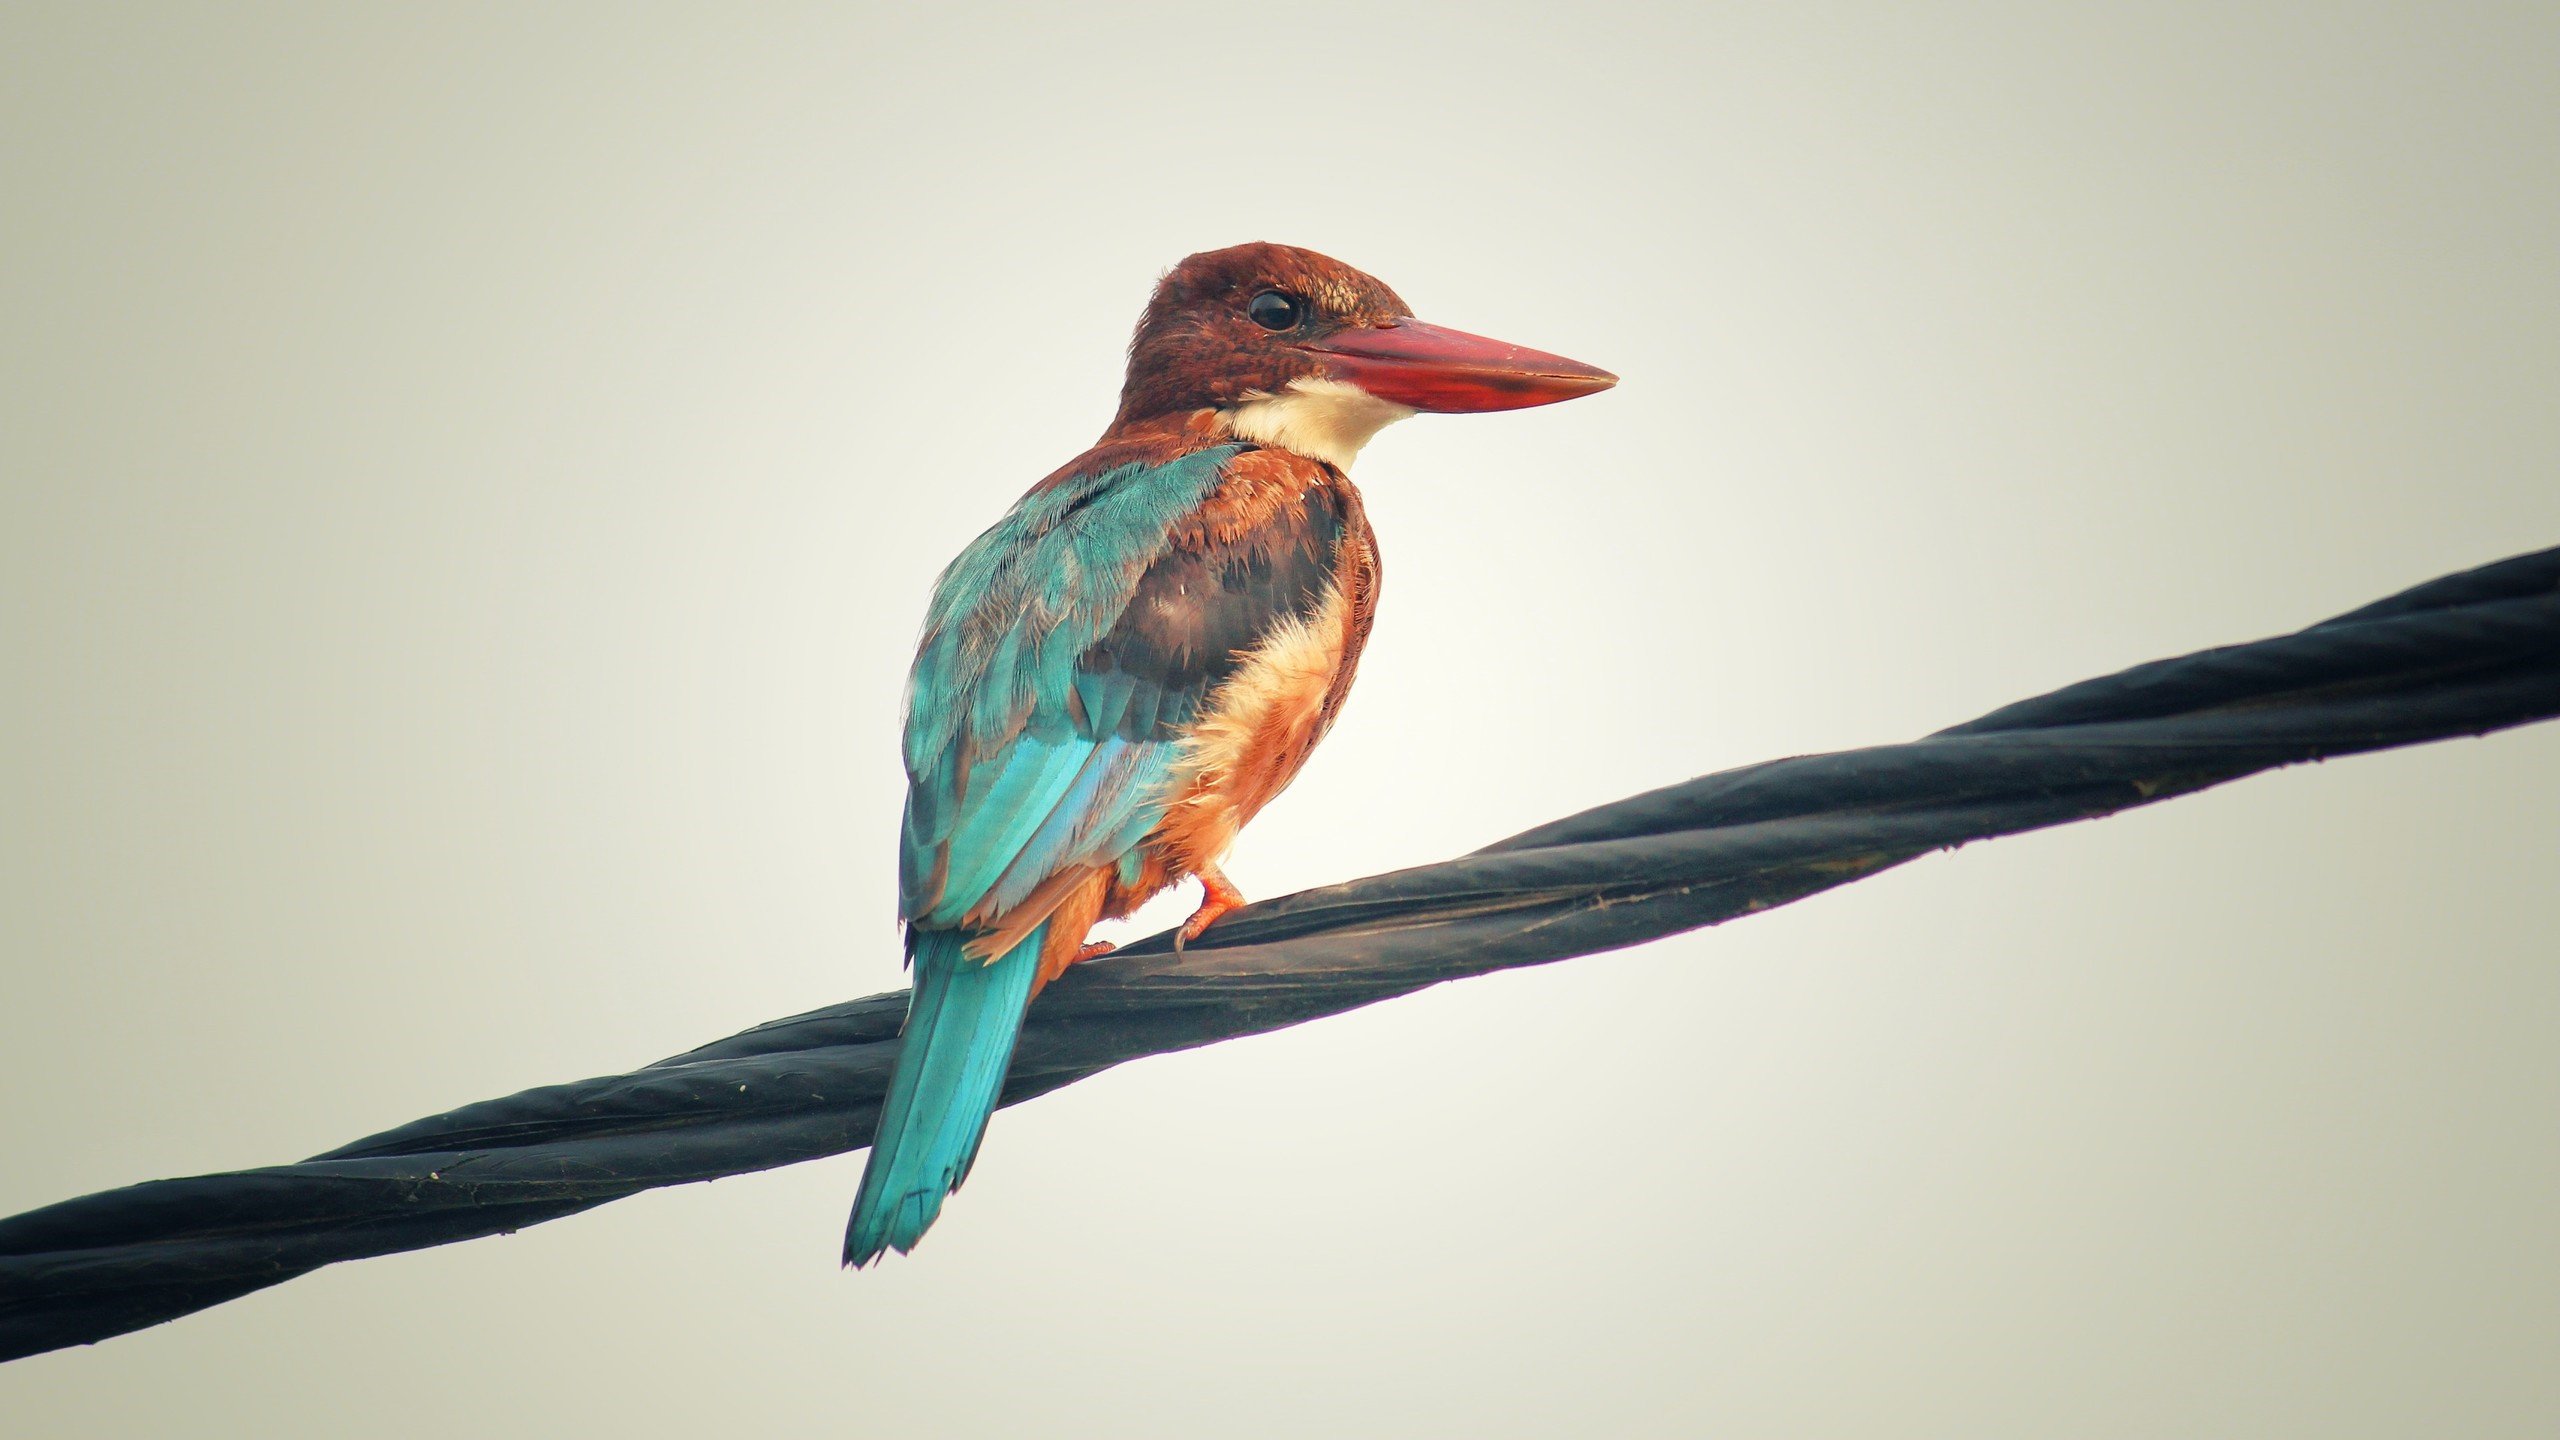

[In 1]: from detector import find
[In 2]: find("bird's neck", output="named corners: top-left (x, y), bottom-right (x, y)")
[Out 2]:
top-left (1213, 378), bottom-right (1414, 472)
top-left (1091, 380), bottom-right (1415, 475)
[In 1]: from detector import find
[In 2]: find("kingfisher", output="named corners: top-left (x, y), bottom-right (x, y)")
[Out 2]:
top-left (845, 243), bottom-right (1615, 1264)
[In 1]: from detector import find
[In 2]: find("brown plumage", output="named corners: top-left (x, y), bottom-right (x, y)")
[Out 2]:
top-left (1092, 449), bottom-right (1379, 957)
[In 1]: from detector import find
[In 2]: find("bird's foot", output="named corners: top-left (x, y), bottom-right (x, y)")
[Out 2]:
top-left (1172, 863), bottom-right (1245, 954)
top-left (1072, 940), bottom-right (1117, 963)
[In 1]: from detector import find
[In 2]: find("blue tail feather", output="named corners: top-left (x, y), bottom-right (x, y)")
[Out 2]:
top-left (843, 926), bottom-right (1044, 1265)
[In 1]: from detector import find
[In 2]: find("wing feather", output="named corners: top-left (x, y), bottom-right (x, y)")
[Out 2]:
top-left (900, 445), bottom-right (1346, 947)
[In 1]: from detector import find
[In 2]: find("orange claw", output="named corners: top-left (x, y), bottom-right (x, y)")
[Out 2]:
top-left (1072, 940), bottom-right (1117, 963)
top-left (1173, 863), bottom-right (1246, 953)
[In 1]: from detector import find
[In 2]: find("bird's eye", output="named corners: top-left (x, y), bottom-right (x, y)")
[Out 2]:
top-left (1246, 290), bottom-right (1303, 331)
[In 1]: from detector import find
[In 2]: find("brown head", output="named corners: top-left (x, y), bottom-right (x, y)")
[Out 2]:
top-left (1110, 242), bottom-right (1616, 468)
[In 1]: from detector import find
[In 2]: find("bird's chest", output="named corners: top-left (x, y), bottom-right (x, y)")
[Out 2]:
top-left (1148, 473), bottom-right (1379, 869)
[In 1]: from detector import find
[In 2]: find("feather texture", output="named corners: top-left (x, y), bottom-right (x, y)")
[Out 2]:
top-left (899, 445), bottom-right (1241, 927)
top-left (850, 436), bottom-right (1371, 1262)
top-left (842, 926), bottom-right (1043, 1265)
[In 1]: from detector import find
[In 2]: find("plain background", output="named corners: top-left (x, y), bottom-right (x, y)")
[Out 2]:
top-left (4, 4), bottom-right (2555, 1436)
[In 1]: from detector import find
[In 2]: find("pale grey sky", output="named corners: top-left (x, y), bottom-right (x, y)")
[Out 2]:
top-left (4, 4), bottom-right (2555, 1435)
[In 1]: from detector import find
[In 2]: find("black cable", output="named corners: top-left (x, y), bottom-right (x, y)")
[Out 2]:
top-left (3, 545), bottom-right (2554, 1364)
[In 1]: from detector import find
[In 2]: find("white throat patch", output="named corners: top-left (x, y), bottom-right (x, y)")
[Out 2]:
top-left (1219, 378), bottom-right (1416, 471)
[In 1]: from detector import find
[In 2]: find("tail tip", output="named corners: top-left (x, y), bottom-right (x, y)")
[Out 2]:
top-left (842, 1190), bottom-right (940, 1270)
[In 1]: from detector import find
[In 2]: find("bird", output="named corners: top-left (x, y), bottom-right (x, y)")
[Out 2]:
top-left (845, 242), bottom-right (1615, 1265)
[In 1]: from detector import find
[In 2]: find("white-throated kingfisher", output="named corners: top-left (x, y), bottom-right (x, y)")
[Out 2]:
top-left (846, 243), bottom-right (1615, 1264)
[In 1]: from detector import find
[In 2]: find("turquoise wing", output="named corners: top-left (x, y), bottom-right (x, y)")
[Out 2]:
top-left (899, 445), bottom-right (1217, 934)
top-left (897, 443), bottom-right (1351, 937)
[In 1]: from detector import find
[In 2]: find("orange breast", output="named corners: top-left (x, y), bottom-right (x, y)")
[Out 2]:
top-left (1146, 578), bottom-right (1357, 876)
top-left (1103, 462), bottom-right (1379, 920)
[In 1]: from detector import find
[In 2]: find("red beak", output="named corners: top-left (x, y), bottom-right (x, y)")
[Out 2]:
top-left (1300, 319), bottom-right (1618, 413)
